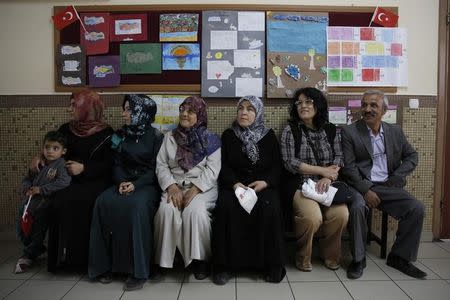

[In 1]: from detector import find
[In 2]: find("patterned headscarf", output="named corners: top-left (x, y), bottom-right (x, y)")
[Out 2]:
top-left (69, 90), bottom-right (109, 137)
top-left (173, 96), bottom-right (221, 171)
top-left (232, 95), bottom-right (269, 164)
top-left (122, 94), bottom-right (157, 137)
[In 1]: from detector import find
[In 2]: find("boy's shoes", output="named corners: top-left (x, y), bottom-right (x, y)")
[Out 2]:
top-left (123, 276), bottom-right (146, 291)
top-left (347, 258), bottom-right (366, 279)
top-left (386, 253), bottom-right (427, 279)
top-left (14, 257), bottom-right (33, 274)
top-left (97, 272), bottom-right (113, 284)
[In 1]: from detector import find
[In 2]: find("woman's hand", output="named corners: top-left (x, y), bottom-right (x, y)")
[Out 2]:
top-left (119, 182), bottom-right (135, 195)
top-left (30, 155), bottom-right (44, 173)
top-left (316, 178), bottom-right (331, 194)
top-left (66, 160), bottom-right (84, 176)
top-left (233, 182), bottom-right (247, 191)
top-left (321, 165), bottom-right (340, 181)
top-left (183, 185), bottom-right (201, 208)
top-left (248, 180), bottom-right (268, 193)
top-left (167, 184), bottom-right (183, 209)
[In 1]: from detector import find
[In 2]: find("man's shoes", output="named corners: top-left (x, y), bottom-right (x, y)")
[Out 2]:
top-left (123, 276), bottom-right (146, 291)
top-left (97, 272), bottom-right (113, 284)
top-left (386, 253), bottom-right (427, 279)
top-left (347, 258), bottom-right (366, 279)
top-left (192, 260), bottom-right (210, 280)
top-left (213, 271), bottom-right (230, 285)
top-left (149, 266), bottom-right (163, 282)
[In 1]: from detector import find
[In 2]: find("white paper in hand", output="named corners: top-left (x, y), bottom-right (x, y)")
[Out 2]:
top-left (234, 186), bottom-right (258, 214)
top-left (302, 179), bottom-right (337, 207)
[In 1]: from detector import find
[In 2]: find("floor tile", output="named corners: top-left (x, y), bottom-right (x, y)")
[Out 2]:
top-left (372, 258), bottom-right (440, 280)
top-left (336, 259), bottom-right (390, 281)
top-left (0, 257), bottom-right (41, 280)
top-left (417, 242), bottom-right (450, 258)
top-left (179, 282), bottom-right (235, 300)
top-left (236, 271), bottom-right (286, 283)
top-left (30, 267), bottom-right (84, 281)
top-left (4, 280), bottom-right (75, 300)
top-left (343, 280), bottom-right (409, 300)
top-left (395, 279), bottom-right (450, 300)
top-left (122, 282), bottom-right (181, 300)
top-left (61, 280), bottom-right (124, 300)
top-left (419, 259), bottom-right (450, 279)
top-left (236, 282), bottom-right (293, 300)
top-left (155, 267), bottom-right (186, 283)
top-left (0, 280), bottom-right (24, 299)
top-left (290, 281), bottom-right (352, 300)
top-left (436, 242), bottom-right (450, 253)
top-left (286, 263), bottom-right (339, 282)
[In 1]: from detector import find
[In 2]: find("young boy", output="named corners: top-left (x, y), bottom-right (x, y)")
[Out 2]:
top-left (15, 131), bottom-right (71, 273)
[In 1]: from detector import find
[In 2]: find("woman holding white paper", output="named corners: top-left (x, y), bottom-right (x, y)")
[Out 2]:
top-left (280, 87), bottom-right (348, 272)
top-left (212, 96), bottom-right (285, 285)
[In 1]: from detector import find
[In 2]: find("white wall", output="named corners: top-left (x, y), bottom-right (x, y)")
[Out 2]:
top-left (0, 0), bottom-right (439, 95)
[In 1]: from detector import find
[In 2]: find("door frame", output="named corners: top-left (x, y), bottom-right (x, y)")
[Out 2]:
top-left (435, 0), bottom-right (450, 238)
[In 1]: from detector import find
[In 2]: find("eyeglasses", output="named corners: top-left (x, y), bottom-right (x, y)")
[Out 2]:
top-left (295, 98), bottom-right (314, 107)
top-left (179, 105), bottom-right (196, 114)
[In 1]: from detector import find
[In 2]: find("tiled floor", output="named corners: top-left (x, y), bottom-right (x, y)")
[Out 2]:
top-left (1, 238), bottom-right (450, 300)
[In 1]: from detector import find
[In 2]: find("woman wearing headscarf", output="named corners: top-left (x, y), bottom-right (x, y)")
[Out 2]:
top-left (280, 87), bottom-right (348, 272)
top-left (88, 94), bottom-right (163, 291)
top-left (45, 89), bottom-right (114, 272)
top-left (154, 96), bottom-right (221, 280)
top-left (211, 96), bottom-right (285, 285)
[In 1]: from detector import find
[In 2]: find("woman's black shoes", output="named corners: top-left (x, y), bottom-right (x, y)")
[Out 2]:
top-left (192, 260), bottom-right (210, 280)
top-left (97, 272), bottom-right (113, 284)
top-left (213, 271), bottom-right (230, 285)
top-left (124, 276), bottom-right (146, 291)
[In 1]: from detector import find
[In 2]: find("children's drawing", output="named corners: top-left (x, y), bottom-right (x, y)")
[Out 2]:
top-left (160, 14), bottom-right (199, 42)
top-left (162, 43), bottom-right (200, 70)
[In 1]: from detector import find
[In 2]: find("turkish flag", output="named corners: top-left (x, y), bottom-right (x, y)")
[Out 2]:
top-left (52, 6), bottom-right (79, 30)
top-left (372, 7), bottom-right (399, 27)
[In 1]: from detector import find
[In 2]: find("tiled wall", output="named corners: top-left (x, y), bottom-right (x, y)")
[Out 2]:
top-left (0, 94), bottom-right (437, 237)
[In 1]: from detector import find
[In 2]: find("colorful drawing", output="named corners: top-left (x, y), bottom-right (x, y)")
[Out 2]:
top-left (88, 56), bottom-right (120, 87)
top-left (57, 44), bottom-right (86, 87)
top-left (327, 27), bottom-right (407, 86)
top-left (163, 43), bottom-right (200, 70)
top-left (120, 43), bottom-right (161, 74)
top-left (160, 14), bottom-right (199, 42)
top-left (110, 14), bottom-right (148, 42)
top-left (285, 64), bottom-right (301, 80)
top-left (80, 13), bottom-right (110, 55)
top-left (266, 12), bottom-right (328, 98)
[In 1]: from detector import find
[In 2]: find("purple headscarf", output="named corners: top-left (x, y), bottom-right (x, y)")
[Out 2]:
top-left (173, 96), bottom-right (221, 171)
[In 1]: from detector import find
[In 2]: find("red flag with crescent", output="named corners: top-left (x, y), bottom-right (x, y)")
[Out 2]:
top-left (372, 7), bottom-right (398, 27)
top-left (52, 6), bottom-right (79, 30)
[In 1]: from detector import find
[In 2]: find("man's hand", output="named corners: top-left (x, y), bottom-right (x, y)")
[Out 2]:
top-left (167, 184), bottom-right (183, 209)
top-left (364, 189), bottom-right (381, 208)
top-left (66, 160), bottom-right (84, 176)
top-left (183, 185), bottom-right (201, 208)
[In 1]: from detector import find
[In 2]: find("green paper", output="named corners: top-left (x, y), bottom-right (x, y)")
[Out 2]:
top-left (328, 69), bottom-right (340, 81)
top-left (120, 43), bottom-right (162, 74)
top-left (341, 69), bottom-right (353, 81)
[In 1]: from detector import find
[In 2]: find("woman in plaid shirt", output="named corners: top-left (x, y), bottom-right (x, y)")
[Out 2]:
top-left (280, 87), bottom-right (349, 272)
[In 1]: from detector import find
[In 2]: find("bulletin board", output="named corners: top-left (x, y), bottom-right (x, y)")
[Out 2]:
top-left (53, 5), bottom-right (398, 94)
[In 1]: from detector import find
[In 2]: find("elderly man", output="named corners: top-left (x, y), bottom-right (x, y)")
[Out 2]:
top-left (341, 90), bottom-right (426, 279)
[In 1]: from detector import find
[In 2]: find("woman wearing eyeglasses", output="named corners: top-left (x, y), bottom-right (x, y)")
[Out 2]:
top-left (280, 87), bottom-right (348, 272)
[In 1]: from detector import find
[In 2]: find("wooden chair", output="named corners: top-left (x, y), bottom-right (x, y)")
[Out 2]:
top-left (367, 208), bottom-right (389, 258)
